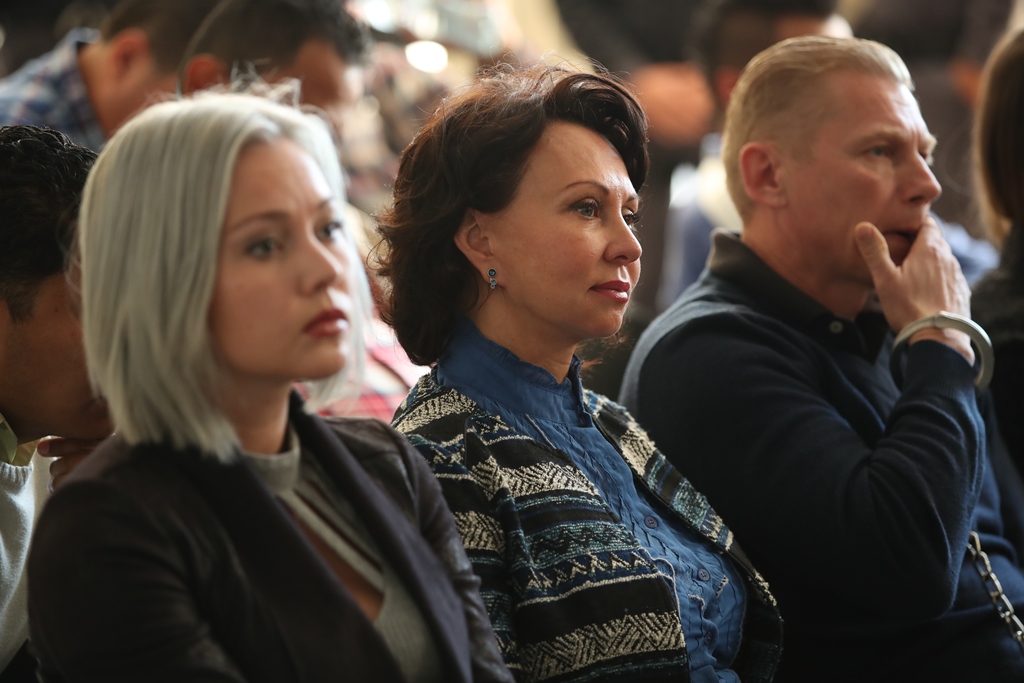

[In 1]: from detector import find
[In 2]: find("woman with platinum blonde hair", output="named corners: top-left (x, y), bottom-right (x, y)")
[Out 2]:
top-left (26, 93), bottom-right (512, 683)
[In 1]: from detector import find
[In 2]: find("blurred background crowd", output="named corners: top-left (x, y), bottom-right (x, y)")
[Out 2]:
top-left (2, 0), bottom-right (1015, 272)
top-left (1, 0), bottom-right (1022, 326)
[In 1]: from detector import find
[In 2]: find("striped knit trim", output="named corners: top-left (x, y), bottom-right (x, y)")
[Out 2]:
top-left (396, 372), bottom-right (781, 681)
top-left (518, 612), bottom-right (687, 681)
top-left (396, 378), bottom-right (693, 679)
top-left (403, 375), bottom-right (777, 605)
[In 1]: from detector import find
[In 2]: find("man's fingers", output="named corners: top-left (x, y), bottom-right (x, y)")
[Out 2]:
top-left (36, 436), bottom-right (105, 458)
top-left (48, 452), bottom-right (90, 491)
top-left (36, 437), bottom-right (106, 491)
top-left (855, 221), bottom-right (897, 282)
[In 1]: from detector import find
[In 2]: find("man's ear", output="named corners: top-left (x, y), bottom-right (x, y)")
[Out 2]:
top-left (453, 209), bottom-right (495, 277)
top-left (181, 55), bottom-right (229, 94)
top-left (106, 29), bottom-right (155, 82)
top-left (739, 141), bottom-right (788, 209)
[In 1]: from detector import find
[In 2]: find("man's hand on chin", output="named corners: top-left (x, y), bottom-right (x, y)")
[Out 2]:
top-left (37, 436), bottom-right (107, 492)
top-left (855, 218), bottom-right (974, 364)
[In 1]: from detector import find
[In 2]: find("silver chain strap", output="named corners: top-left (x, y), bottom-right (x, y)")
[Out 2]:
top-left (966, 531), bottom-right (1024, 654)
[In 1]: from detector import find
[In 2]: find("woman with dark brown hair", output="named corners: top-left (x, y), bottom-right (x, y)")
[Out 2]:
top-left (377, 63), bottom-right (781, 683)
top-left (969, 29), bottom-right (1024, 468)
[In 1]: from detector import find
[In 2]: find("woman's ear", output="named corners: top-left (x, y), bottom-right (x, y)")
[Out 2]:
top-left (453, 208), bottom-right (494, 276)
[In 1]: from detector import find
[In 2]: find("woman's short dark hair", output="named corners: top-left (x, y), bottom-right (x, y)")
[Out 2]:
top-left (375, 62), bottom-right (649, 366)
top-left (975, 29), bottom-right (1024, 247)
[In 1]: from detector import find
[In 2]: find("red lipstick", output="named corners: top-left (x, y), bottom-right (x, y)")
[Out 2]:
top-left (304, 308), bottom-right (348, 338)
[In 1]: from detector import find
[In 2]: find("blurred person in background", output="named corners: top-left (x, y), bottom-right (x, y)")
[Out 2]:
top-left (0, 1), bottom-right (115, 76)
top-left (968, 29), bottom-right (1024, 472)
top-left (0, 125), bottom-right (112, 683)
top-left (180, 0), bottom-right (370, 139)
top-left (0, 0), bottom-right (219, 150)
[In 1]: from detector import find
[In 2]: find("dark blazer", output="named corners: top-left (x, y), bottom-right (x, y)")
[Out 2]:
top-left (27, 394), bottom-right (512, 683)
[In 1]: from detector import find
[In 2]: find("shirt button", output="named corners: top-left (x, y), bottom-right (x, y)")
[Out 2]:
top-left (644, 516), bottom-right (659, 529)
top-left (704, 632), bottom-right (715, 646)
top-left (829, 320), bottom-right (844, 334)
top-left (697, 568), bottom-right (711, 581)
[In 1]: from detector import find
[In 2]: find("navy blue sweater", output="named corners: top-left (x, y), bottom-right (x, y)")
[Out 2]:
top-left (622, 232), bottom-right (1024, 681)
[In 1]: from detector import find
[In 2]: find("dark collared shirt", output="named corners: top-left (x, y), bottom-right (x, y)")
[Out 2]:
top-left (707, 229), bottom-right (891, 361)
top-left (622, 229), bottom-right (1024, 682)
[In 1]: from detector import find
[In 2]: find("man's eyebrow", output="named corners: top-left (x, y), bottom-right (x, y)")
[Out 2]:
top-left (855, 127), bottom-right (937, 151)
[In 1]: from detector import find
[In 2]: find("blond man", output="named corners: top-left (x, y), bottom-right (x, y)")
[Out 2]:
top-left (623, 35), bottom-right (1024, 681)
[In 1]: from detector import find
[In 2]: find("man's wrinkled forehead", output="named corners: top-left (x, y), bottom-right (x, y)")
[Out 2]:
top-left (771, 70), bottom-right (920, 155)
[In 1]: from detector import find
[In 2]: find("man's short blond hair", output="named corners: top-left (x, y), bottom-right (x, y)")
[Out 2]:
top-left (722, 35), bottom-right (913, 218)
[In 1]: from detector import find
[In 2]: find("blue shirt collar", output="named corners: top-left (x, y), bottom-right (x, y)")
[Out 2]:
top-left (437, 318), bottom-right (590, 426)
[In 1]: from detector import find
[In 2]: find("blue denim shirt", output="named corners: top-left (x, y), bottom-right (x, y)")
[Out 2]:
top-left (437, 318), bottom-right (746, 683)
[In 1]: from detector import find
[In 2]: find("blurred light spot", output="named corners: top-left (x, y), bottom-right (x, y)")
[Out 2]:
top-left (405, 41), bottom-right (448, 74)
top-left (362, 0), bottom-right (395, 32)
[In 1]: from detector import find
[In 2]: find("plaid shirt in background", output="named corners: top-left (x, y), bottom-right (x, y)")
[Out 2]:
top-left (0, 28), bottom-right (106, 151)
top-left (316, 318), bottom-right (427, 423)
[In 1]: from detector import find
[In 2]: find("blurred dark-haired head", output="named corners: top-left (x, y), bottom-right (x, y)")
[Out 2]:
top-left (0, 125), bottom-right (96, 320)
top-left (180, 0), bottom-right (372, 134)
top-left (0, 125), bottom-right (110, 444)
top-left (692, 0), bottom-right (849, 109)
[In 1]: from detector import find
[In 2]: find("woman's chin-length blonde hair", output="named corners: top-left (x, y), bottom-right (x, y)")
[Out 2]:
top-left (79, 92), bottom-right (370, 460)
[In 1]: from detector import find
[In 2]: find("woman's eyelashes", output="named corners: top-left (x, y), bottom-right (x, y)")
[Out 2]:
top-left (574, 198), bottom-right (600, 218)
top-left (242, 218), bottom-right (345, 259)
top-left (572, 199), bottom-right (640, 228)
top-left (316, 220), bottom-right (345, 243)
top-left (244, 236), bottom-right (280, 258)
